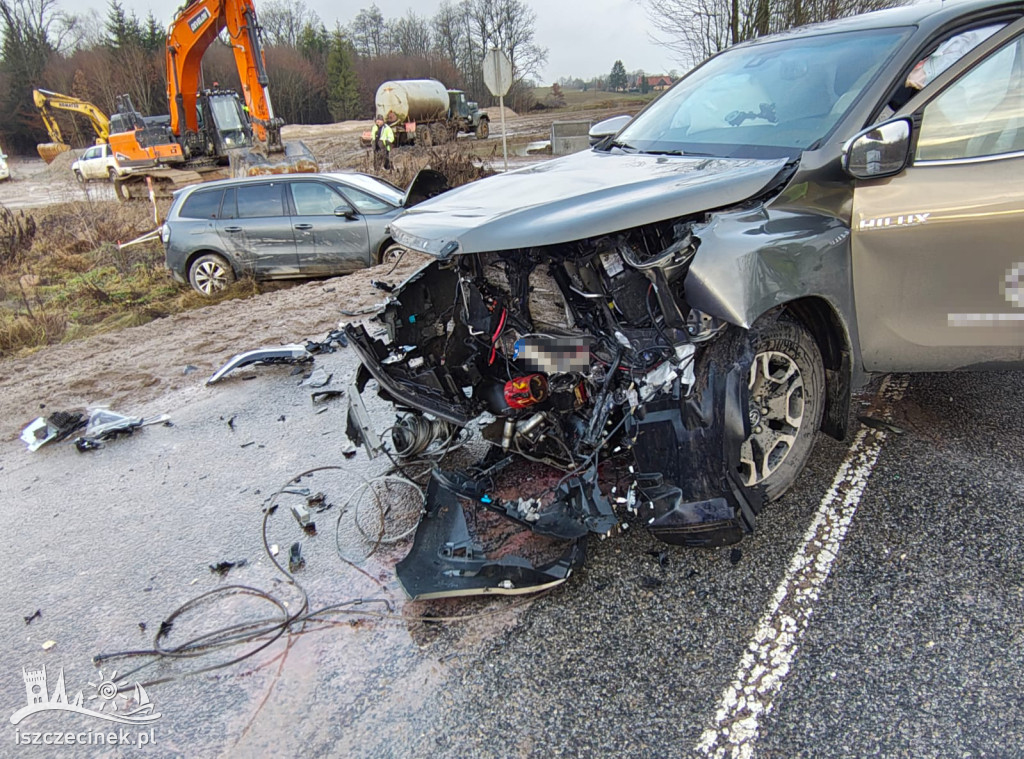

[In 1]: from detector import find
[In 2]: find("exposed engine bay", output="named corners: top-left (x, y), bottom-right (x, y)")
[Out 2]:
top-left (345, 221), bottom-right (768, 599)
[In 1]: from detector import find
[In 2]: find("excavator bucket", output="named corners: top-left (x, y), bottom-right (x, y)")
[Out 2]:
top-left (231, 140), bottom-right (318, 178)
top-left (37, 142), bottom-right (70, 164)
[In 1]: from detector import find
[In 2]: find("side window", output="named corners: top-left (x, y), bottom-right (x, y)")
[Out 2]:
top-left (220, 188), bottom-right (237, 220)
top-left (179, 189), bottom-right (224, 219)
top-left (917, 35), bottom-right (1024, 161)
top-left (83, 147), bottom-right (99, 160)
top-left (236, 183), bottom-right (285, 218)
top-left (290, 182), bottom-right (346, 216)
top-left (340, 186), bottom-right (392, 214)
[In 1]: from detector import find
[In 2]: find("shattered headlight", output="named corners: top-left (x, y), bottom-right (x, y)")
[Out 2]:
top-left (391, 227), bottom-right (459, 258)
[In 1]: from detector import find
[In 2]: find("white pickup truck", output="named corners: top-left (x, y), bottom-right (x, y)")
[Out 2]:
top-left (71, 144), bottom-right (130, 183)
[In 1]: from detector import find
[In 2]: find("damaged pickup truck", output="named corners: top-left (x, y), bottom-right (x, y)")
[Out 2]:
top-left (346, 0), bottom-right (1024, 598)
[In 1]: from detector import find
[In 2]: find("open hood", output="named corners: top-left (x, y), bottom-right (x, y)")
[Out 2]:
top-left (392, 150), bottom-right (790, 255)
top-left (403, 168), bottom-right (450, 208)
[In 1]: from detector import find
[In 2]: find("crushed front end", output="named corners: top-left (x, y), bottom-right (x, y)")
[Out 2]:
top-left (345, 221), bottom-right (764, 598)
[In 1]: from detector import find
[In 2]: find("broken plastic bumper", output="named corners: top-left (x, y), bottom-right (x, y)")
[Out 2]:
top-left (396, 474), bottom-right (586, 600)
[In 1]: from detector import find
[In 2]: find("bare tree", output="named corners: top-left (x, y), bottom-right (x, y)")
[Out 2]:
top-left (258, 0), bottom-right (319, 48)
top-left (644, 0), bottom-right (904, 66)
top-left (349, 4), bottom-right (391, 58)
top-left (390, 10), bottom-right (431, 59)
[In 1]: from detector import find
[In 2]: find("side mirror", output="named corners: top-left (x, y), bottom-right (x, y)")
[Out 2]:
top-left (843, 118), bottom-right (912, 180)
top-left (335, 206), bottom-right (358, 220)
top-left (589, 114), bottom-right (632, 147)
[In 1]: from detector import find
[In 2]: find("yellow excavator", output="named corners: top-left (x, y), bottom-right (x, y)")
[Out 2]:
top-left (33, 89), bottom-right (112, 163)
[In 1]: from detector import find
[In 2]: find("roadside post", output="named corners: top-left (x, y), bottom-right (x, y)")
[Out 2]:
top-left (482, 47), bottom-right (512, 171)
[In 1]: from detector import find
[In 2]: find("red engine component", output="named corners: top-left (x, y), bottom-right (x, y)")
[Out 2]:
top-left (504, 374), bottom-right (549, 409)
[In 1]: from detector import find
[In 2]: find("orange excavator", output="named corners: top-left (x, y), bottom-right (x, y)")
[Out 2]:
top-left (110, 0), bottom-right (315, 200)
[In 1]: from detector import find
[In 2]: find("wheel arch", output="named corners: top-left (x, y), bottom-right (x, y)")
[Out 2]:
top-left (374, 237), bottom-right (395, 265)
top-left (776, 296), bottom-right (852, 441)
top-left (185, 248), bottom-right (237, 279)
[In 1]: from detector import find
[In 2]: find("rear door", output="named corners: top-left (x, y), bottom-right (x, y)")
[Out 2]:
top-left (852, 21), bottom-right (1024, 371)
top-left (287, 180), bottom-right (370, 274)
top-left (216, 182), bottom-right (297, 277)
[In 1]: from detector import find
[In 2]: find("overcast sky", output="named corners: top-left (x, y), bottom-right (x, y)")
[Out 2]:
top-left (68, 0), bottom-right (680, 81)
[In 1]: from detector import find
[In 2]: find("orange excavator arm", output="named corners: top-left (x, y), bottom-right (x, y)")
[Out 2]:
top-left (166, 0), bottom-right (281, 149)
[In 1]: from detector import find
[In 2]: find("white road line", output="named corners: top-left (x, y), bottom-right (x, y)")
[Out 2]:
top-left (695, 375), bottom-right (909, 759)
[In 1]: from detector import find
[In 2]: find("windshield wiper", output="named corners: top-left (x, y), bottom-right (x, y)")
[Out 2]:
top-left (639, 149), bottom-right (716, 157)
top-left (605, 140), bottom-right (638, 153)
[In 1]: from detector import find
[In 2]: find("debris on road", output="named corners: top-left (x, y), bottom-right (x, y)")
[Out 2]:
top-left (857, 415), bottom-right (906, 434)
top-left (41, 640), bottom-right (56, 651)
top-left (23, 408), bottom-right (170, 452)
top-left (209, 559), bottom-right (248, 576)
top-left (20, 410), bottom-right (85, 451)
top-left (74, 409), bottom-right (172, 451)
top-left (304, 328), bottom-right (349, 353)
top-left (24, 609), bottom-right (42, 625)
top-left (288, 542), bottom-right (305, 573)
top-left (206, 344), bottom-right (314, 385)
top-left (311, 390), bottom-right (345, 404)
top-left (300, 368), bottom-right (332, 388)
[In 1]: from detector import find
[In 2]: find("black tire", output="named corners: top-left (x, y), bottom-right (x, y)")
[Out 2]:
top-left (188, 253), bottom-right (235, 296)
top-left (74, 169), bottom-right (85, 185)
top-left (108, 167), bottom-right (118, 182)
top-left (476, 118), bottom-right (489, 140)
top-left (739, 315), bottom-right (825, 502)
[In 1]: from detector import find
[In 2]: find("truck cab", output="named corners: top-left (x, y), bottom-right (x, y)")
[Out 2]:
top-left (448, 90), bottom-right (490, 138)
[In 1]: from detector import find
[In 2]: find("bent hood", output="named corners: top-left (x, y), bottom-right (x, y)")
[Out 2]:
top-left (391, 149), bottom-right (790, 255)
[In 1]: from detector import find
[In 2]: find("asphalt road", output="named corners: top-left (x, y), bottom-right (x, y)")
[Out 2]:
top-left (1, 343), bottom-right (1020, 758)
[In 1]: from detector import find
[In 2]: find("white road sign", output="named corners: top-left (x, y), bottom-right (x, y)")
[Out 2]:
top-left (482, 48), bottom-right (512, 97)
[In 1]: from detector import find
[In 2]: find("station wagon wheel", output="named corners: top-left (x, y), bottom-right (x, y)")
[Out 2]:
top-left (738, 316), bottom-right (824, 502)
top-left (377, 243), bottom-right (406, 274)
top-left (188, 253), bottom-right (235, 296)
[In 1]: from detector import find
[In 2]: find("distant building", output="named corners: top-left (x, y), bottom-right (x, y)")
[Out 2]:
top-left (641, 75), bottom-right (675, 91)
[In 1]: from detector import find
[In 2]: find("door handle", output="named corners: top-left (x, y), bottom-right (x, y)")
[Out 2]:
top-left (223, 226), bottom-right (242, 233)
top-left (294, 223), bottom-right (313, 230)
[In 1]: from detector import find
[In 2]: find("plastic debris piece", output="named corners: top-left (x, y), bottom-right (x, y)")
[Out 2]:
top-left (290, 503), bottom-right (312, 527)
top-left (311, 390), bottom-right (345, 404)
top-left (41, 640), bottom-right (56, 651)
top-left (301, 368), bottom-right (332, 388)
top-left (183, 365), bottom-right (199, 375)
top-left (20, 411), bottom-right (85, 451)
top-left (24, 610), bottom-right (41, 625)
top-left (207, 344), bottom-right (313, 385)
top-left (209, 559), bottom-right (247, 576)
top-left (288, 543), bottom-right (305, 573)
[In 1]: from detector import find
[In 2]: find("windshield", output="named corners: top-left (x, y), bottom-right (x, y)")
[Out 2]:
top-left (329, 172), bottom-right (405, 206)
top-left (614, 27), bottom-right (911, 158)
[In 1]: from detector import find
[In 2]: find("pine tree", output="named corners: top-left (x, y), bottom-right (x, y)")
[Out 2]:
top-left (326, 30), bottom-right (359, 122)
top-left (608, 59), bottom-right (628, 92)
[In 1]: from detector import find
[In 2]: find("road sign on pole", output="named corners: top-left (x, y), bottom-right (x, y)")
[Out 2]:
top-left (482, 48), bottom-right (512, 97)
top-left (482, 48), bottom-right (512, 171)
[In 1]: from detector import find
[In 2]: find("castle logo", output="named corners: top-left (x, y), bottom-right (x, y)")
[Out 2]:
top-left (10, 666), bottom-right (160, 727)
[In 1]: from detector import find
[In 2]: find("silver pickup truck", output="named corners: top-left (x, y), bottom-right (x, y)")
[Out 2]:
top-left (71, 143), bottom-right (130, 183)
